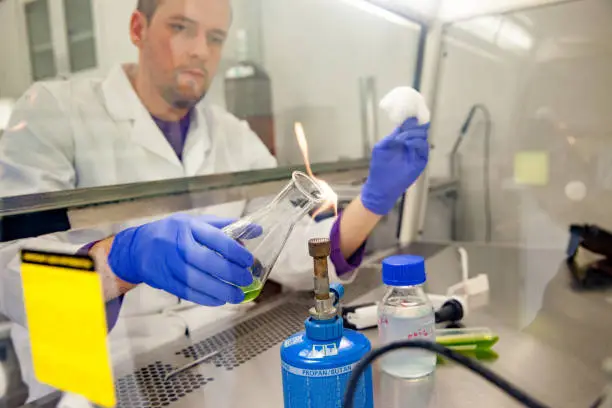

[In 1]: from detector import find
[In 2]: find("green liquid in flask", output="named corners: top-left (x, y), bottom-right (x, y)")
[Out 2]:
top-left (241, 279), bottom-right (263, 303)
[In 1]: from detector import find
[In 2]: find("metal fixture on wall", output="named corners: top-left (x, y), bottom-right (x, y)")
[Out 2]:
top-left (399, 24), bottom-right (430, 243)
top-left (359, 76), bottom-right (379, 158)
top-left (450, 104), bottom-right (493, 243)
top-left (224, 29), bottom-right (276, 156)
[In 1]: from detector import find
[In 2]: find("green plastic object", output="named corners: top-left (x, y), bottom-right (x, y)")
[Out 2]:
top-left (436, 328), bottom-right (499, 350)
top-left (436, 348), bottom-right (499, 364)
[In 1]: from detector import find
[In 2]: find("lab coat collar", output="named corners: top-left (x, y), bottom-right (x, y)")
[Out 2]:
top-left (101, 64), bottom-right (211, 171)
top-left (101, 64), bottom-right (142, 120)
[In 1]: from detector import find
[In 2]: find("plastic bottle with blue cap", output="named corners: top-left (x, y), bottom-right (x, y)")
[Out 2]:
top-left (378, 254), bottom-right (436, 378)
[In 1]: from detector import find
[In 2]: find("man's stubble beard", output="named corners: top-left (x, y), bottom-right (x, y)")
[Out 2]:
top-left (144, 48), bottom-right (209, 110)
top-left (161, 83), bottom-right (208, 110)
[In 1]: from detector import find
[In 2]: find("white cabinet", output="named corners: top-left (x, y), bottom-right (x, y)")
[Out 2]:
top-left (22, 0), bottom-right (98, 81)
top-left (23, 0), bottom-right (57, 80)
top-left (0, 0), bottom-right (99, 98)
top-left (63, 0), bottom-right (97, 73)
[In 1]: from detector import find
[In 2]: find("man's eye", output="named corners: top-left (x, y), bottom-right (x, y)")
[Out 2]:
top-left (170, 24), bottom-right (186, 32)
top-left (209, 34), bottom-right (226, 45)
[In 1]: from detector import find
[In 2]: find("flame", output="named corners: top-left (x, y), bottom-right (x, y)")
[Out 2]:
top-left (294, 122), bottom-right (338, 217)
top-left (313, 179), bottom-right (339, 218)
top-left (294, 123), bottom-right (313, 178)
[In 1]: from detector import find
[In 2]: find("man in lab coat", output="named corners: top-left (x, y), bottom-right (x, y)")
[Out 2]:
top-left (0, 0), bottom-right (430, 401)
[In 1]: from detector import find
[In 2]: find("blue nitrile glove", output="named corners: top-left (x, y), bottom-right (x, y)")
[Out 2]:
top-left (108, 214), bottom-right (254, 306)
top-left (361, 117), bottom-right (430, 215)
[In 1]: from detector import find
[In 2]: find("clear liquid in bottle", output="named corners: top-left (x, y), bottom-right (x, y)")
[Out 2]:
top-left (377, 255), bottom-right (436, 379)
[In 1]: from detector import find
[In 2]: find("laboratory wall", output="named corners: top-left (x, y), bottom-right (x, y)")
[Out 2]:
top-left (259, 0), bottom-right (421, 165)
top-left (429, 0), bottom-right (612, 247)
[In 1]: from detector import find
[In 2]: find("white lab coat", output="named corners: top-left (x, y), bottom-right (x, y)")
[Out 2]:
top-left (0, 65), bottom-right (357, 401)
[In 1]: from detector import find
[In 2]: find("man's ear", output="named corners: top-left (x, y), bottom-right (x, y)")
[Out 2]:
top-left (129, 11), bottom-right (148, 48)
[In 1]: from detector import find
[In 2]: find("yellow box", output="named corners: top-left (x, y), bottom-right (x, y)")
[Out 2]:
top-left (21, 250), bottom-right (115, 407)
top-left (514, 151), bottom-right (549, 186)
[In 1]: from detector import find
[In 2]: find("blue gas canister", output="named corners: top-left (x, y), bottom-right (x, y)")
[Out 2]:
top-left (280, 284), bottom-right (373, 408)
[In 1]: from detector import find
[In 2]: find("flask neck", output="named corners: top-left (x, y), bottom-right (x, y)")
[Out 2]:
top-left (267, 173), bottom-right (323, 221)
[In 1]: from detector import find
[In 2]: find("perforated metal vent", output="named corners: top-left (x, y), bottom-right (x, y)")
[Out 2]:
top-left (116, 361), bottom-right (212, 408)
top-left (177, 301), bottom-right (309, 370)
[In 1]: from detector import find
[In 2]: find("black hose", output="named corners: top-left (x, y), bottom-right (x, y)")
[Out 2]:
top-left (342, 340), bottom-right (552, 408)
top-left (589, 396), bottom-right (603, 408)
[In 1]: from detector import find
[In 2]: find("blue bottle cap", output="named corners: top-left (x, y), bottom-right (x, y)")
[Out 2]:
top-left (305, 317), bottom-right (344, 341)
top-left (382, 255), bottom-right (426, 286)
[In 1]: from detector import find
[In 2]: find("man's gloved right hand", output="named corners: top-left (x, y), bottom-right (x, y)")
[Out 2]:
top-left (108, 214), bottom-right (254, 306)
top-left (360, 117), bottom-right (429, 216)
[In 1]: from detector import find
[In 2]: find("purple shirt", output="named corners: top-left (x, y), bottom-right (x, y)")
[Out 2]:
top-left (152, 112), bottom-right (192, 160)
top-left (98, 116), bottom-right (366, 331)
top-left (330, 210), bottom-right (366, 275)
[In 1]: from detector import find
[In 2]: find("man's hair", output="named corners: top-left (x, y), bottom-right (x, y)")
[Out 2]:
top-left (137, 0), bottom-right (161, 21)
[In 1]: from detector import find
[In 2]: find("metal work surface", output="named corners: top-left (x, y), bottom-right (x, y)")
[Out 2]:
top-left (25, 242), bottom-right (611, 408)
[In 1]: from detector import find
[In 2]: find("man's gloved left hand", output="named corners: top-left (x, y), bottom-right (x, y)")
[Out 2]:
top-left (107, 214), bottom-right (254, 306)
top-left (361, 117), bottom-right (430, 215)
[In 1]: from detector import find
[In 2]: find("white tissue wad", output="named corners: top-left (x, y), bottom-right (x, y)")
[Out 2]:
top-left (379, 86), bottom-right (431, 126)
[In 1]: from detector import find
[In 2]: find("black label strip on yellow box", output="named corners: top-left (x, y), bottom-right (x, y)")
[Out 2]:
top-left (21, 250), bottom-right (96, 271)
top-left (21, 249), bottom-right (116, 408)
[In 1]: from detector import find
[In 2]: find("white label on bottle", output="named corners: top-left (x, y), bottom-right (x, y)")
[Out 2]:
top-left (378, 313), bottom-right (435, 344)
top-left (307, 344), bottom-right (339, 359)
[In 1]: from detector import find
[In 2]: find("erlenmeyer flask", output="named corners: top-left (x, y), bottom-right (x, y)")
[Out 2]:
top-left (222, 171), bottom-right (325, 303)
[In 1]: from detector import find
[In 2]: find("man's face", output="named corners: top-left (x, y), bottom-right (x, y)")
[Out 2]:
top-left (132, 0), bottom-right (231, 109)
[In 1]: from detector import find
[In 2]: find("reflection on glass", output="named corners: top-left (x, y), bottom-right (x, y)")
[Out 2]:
top-left (0, 2), bottom-right (422, 404)
top-left (2, 0), bottom-right (421, 201)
